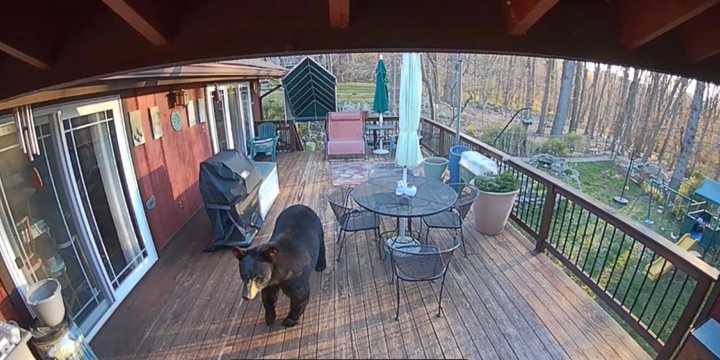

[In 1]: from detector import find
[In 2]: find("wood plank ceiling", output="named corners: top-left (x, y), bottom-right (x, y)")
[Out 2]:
top-left (1, 0), bottom-right (720, 104)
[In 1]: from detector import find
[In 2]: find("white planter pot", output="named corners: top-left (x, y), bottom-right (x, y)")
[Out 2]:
top-left (27, 278), bottom-right (65, 327)
top-left (472, 189), bottom-right (519, 235)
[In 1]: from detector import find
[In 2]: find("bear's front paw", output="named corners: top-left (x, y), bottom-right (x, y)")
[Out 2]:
top-left (265, 311), bottom-right (276, 325)
top-left (282, 317), bottom-right (298, 327)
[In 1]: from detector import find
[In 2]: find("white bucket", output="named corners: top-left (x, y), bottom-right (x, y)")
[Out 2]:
top-left (27, 278), bottom-right (65, 327)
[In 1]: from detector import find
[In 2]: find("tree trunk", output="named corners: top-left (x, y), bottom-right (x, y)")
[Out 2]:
top-left (421, 55), bottom-right (437, 120)
top-left (669, 81), bottom-right (705, 191)
top-left (617, 69), bottom-right (643, 155)
top-left (591, 68), bottom-right (613, 139)
top-left (524, 58), bottom-right (535, 120)
top-left (632, 72), bottom-right (660, 155)
top-left (537, 59), bottom-right (554, 135)
top-left (689, 88), bottom-right (719, 173)
top-left (657, 80), bottom-right (688, 164)
top-left (551, 60), bottom-right (576, 136)
top-left (583, 63), bottom-right (601, 135)
top-left (609, 67), bottom-right (631, 153)
top-left (569, 63), bottom-right (587, 133)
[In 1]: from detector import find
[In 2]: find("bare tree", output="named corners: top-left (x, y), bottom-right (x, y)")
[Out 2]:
top-left (569, 62), bottom-right (586, 133)
top-left (669, 81), bottom-right (706, 191)
top-left (537, 59), bottom-right (554, 135)
top-left (524, 58), bottom-right (535, 120)
top-left (551, 60), bottom-right (576, 136)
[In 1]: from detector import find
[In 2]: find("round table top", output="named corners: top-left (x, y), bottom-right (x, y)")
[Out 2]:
top-left (352, 175), bottom-right (458, 218)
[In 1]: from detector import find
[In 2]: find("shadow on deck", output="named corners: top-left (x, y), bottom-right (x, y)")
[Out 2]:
top-left (92, 151), bottom-right (649, 359)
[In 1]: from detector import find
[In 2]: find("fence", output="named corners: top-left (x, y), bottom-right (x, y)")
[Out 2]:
top-left (420, 117), bottom-right (719, 359)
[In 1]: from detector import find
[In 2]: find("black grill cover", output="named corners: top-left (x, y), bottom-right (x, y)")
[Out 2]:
top-left (199, 150), bottom-right (263, 249)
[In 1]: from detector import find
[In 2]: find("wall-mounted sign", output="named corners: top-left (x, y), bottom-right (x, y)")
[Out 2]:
top-left (197, 98), bottom-right (207, 123)
top-left (171, 110), bottom-right (183, 132)
top-left (187, 100), bottom-right (197, 127)
top-left (128, 110), bottom-right (145, 146)
top-left (148, 106), bottom-right (162, 139)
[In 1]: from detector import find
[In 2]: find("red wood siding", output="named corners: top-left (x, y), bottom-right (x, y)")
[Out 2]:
top-left (123, 87), bottom-right (213, 250)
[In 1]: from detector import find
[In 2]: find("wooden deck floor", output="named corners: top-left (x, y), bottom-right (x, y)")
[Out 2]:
top-left (92, 151), bottom-right (650, 360)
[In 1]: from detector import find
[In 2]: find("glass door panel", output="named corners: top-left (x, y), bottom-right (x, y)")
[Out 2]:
top-left (0, 115), bottom-right (108, 331)
top-left (212, 89), bottom-right (231, 151)
top-left (239, 84), bottom-right (255, 142)
top-left (227, 86), bottom-right (247, 154)
top-left (62, 112), bottom-right (146, 290)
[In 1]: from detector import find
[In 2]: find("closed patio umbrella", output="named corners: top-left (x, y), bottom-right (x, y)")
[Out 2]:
top-left (395, 53), bottom-right (424, 180)
top-left (393, 52), bottom-right (423, 243)
top-left (373, 55), bottom-right (390, 154)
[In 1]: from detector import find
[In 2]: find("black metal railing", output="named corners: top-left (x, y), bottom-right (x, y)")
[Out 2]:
top-left (419, 117), bottom-right (720, 359)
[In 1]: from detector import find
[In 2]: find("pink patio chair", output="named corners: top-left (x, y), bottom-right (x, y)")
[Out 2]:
top-left (326, 112), bottom-right (367, 158)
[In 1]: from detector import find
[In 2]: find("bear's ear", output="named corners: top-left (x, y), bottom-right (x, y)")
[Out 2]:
top-left (231, 247), bottom-right (246, 260)
top-left (261, 246), bottom-right (279, 262)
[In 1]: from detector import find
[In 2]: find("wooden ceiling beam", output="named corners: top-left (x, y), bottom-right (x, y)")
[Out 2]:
top-left (503, 0), bottom-right (559, 36)
top-left (101, 0), bottom-right (168, 46)
top-left (683, 4), bottom-right (720, 63)
top-left (329, 0), bottom-right (350, 29)
top-left (0, 41), bottom-right (49, 70)
top-left (619, 0), bottom-right (720, 49)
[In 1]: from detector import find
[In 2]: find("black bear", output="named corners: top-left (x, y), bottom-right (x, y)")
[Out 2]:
top-left (232, 204), bottom-right (326, 327)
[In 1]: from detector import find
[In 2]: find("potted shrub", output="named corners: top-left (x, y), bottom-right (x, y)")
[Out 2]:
top-left (471, 172), bottom-right (520, 235)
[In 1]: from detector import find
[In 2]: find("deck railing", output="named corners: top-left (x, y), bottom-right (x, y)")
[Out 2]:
top-left (419, 116), bottom-right (720, 359)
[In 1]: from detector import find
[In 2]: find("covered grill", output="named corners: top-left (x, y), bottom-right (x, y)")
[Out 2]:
top-left (199, 150), bottom-right (264, 250)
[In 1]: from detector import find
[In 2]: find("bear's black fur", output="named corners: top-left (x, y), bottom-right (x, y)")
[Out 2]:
top-left (232, 204), bottom-right (326, 327)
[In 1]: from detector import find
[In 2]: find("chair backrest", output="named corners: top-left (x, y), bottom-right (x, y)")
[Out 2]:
top-left (257, 122), bottom-right (277, 139)
top-left (449, 183), bottom-right (480, 220)
top-left (390, 237), bottom-right (461, 281)
top-left (327, 185), bottom-right (353, 223)
top-left (327, 112), bottom-right (365, 141)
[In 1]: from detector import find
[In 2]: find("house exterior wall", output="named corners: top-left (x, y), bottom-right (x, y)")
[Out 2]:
top-left (122, 87), bottom-right (213, 250)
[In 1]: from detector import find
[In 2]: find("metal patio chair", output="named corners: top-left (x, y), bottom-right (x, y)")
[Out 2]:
top-left (420, 183), bottom-right (479, 256)
top-left (327, 185), bottom-right (381, 261)
top-left (390, 235), bottom-right (461, 319)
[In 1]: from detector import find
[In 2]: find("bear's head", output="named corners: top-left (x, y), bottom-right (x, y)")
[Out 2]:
top-left (232, 245), bottom-right (278, 300)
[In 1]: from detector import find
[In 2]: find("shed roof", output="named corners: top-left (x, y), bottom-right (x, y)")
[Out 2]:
top-left (695, 179), bottom-right (720, 206)
top-left (282, 57), bottom-right (336, 122)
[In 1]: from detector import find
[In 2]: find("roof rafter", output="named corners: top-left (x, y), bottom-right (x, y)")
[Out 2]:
top-left (0, 41), bottom-right (49, 70)
top-left (683, 4), bottom-right (720, 63)
top-left (503, 0), bottom-right (559, 36)
top-left (102, 0), bottom-right (168, 46)
top-left (329, 0), bottom-right (350, 29)
top-left (619, 0), bottom-right (720, 49)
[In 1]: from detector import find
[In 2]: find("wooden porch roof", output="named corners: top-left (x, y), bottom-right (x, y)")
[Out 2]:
top-left (91, 151), bottom-right (649, 359)
top-left (2, 1), bottom-right (720, 104)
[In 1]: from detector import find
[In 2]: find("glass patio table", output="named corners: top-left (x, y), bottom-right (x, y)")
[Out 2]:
top-left (351, 175), bottom-right (458, 253)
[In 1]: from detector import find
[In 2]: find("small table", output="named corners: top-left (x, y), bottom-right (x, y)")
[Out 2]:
top-left (352, 175), bottom-right (458, 253)
top-left (366, 123), bottom-right (395, 155)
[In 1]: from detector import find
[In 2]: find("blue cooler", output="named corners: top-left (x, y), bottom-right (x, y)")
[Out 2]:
top-left (448, 145), bottom-right (468, 183)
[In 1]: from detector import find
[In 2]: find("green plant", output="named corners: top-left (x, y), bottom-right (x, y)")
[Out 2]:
top-left (539, 138), bottom-right (570, 156)
top-left (563, 133), bottom-right (585, 152)
top-left (472, 172), bottom-right (520, 193)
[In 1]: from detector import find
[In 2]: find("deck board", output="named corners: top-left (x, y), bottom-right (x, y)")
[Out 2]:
top-left (92, 151), bottom-right (650, 360)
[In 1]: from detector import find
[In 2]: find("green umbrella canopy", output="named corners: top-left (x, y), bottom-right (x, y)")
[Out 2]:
top-left (373, 59), bottom-right (389, 114)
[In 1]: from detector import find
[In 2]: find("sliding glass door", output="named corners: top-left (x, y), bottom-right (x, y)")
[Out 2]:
top-left (206, 83), bottom-right (254, 155)
top-left (0, 98), bottom-right (157, 337)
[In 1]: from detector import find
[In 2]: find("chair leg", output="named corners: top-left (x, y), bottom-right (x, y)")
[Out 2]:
top-left (460, 226), bottom-right (467, 257)
top-left (437, 271), bottom-right (449, 318)
top-left (395, 277), bottom-right (401, 320)
top-left (424, 227), bottom-right (431, 244)
top-left (336, 230), bottom-right (347, 262)
top-left (375, 227), bottom-right (382, 259)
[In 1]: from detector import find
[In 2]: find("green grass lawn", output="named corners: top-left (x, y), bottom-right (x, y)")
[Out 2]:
top-left (572, 161), bottom-right (683, 240)
top-left (337, 82), bottom-right (375, 104)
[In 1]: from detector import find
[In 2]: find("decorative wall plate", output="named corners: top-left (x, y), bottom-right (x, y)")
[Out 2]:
top-left (171, 110), bottom-right (183, 131)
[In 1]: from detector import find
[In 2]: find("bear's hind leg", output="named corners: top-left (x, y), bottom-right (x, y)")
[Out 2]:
top-left (282, 283), bottom-right (310, 327)
top-left (261, 285), bottom-right (279, 325)
top-left (316, 233), bottom-right (326, 272)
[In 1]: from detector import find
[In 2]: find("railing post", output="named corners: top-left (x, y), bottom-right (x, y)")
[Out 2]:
top-left (658, 277), bottom-right (713, 359)
top-left (535, 182), bottom-right (556, 254)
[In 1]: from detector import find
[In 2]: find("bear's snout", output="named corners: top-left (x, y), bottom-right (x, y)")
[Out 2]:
top-left (242, 279), bottom-right (262, 300)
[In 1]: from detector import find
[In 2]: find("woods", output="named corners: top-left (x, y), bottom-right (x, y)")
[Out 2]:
top-left (269, 53), bottom-right (720, 186)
